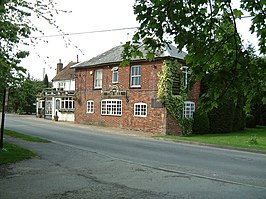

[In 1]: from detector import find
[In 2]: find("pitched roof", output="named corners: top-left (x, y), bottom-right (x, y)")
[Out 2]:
top-left (72, 44), bottom-right (187, 68)
top-left (52, 61), bottom-right (77, 81)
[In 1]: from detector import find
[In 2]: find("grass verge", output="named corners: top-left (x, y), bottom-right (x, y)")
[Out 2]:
top-left (155, 126), bottom-right (266, 151)
top-left (5, 129), bottom-right (50, 143)
top-left (0, 129), bottom-right (49, 165)
top-left (0, 142), bottom-right (37, 165)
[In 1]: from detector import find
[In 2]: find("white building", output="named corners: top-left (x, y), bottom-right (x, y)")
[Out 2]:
top-left (36, 61), bottom-right (77, 121)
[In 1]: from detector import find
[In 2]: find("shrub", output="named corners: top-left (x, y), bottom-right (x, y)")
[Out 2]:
top-left (180, 118), bottom-right (193, 136)
top-left (246, 114), bottom-right (256, 128)
top-left (208, 99), bottom-right (235, 133)
top-left (233, 94), bottom-right (245, 131)
top-left (192, 110), bottom-right (210, 134)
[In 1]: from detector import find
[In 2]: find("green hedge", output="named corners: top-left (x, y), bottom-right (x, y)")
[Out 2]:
top-left (208, 99), bottom-right (235, 133)
top-left (192, 110), bottom-right (210, 134)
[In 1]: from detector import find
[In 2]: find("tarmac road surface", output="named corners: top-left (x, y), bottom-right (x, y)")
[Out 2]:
top-left (1, 114), bottom-right (266, 199)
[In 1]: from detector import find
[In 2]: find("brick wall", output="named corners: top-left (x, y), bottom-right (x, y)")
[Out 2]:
top-left (75, 60), bottom-right (201, 135)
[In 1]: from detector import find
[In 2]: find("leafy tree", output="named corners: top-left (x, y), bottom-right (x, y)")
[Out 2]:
top-left (43, 74), bottom-right (49, 88)
top-left (0, 0), bottom-right (64, 93)
top-left (8, 76), bottom-right (45, 114)
top-left (123, 0), bottom-right (266, 111)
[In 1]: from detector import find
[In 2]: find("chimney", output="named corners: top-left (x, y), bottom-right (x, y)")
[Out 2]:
top-left (56, 59), bottom-right (63, 74)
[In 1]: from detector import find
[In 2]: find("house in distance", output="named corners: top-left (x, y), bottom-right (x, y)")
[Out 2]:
top-left (36, 61), bottom-right (77, 121)
top-left (72, 45), bottom-right (201, 135)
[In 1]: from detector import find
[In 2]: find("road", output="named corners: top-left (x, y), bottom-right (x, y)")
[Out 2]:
top-left (1, 114), bottom-right (266, 199)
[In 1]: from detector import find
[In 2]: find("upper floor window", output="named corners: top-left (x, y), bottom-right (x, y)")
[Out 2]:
top-left (112, 67), bottom-right (119, 83)
top-left (94, 69), bottom-right (102, 89)
top-left (181, 66), bottom-right (191, 88)
top-left (172, 73), bottom-right (181, 95)
top-left (101, 99), bottom-right (122, 116)
top-left (134, 103), bottom-right (147, 117)
top-left (87, 100), bottom-right (94, 113)
top-left (58, 82), bottom-right (65, 89)
top-left (183, 101), bottom-right (195, 118)
top-left (130, 65), bottom-right (141, 88)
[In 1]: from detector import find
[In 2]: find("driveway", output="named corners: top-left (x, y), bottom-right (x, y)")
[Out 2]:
top-left (1, 114), bottom-right (266, 199)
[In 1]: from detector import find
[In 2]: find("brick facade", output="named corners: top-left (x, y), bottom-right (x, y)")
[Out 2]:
top-left (74, 58), bottom-right (200, 135)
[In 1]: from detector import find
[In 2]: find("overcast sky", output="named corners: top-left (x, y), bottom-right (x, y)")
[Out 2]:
top-left (21, 0), bottom-right (138, 80)
top-left (21, 0), bottom-right (259, 80)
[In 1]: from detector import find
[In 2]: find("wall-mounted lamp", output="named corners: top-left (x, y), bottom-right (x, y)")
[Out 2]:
top-left (89, 71), bottom-right (93, 75)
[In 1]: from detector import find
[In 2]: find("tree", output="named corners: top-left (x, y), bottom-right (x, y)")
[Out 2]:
top-left (43, 74), bottom-right (49, 88)
top-left (0, 1), bottom-right (65, 148)
top-left (0, 0), bottom-right (65, 90)
top-left (7, 76), bottom-right (45, 114)
top-left (122, 0), bottom-right (266, 111)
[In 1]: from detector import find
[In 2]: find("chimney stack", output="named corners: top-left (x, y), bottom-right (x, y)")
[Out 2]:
top-left (56, 59), bottom-right (63, 74)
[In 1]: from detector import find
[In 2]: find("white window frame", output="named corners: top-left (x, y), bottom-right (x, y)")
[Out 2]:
top-left (181, 66), bottom-right (191, 88)
top-left (94, 69), bottom-right (103, 89)
top-left (61, 97), bottom-right (75, 109)
top-left (130, 65), bottom-right (141, 88)
top-left (87, 100), bottom-right (94, 114)
top-left (134, 103), bottom-right (147, 117)
top-left (55, 99), bottom-right (61, 110)
top-left (183, 101), bottom-right (195, 118)
top-left (112, 67), bottom-right (119, 83)
top-left (101, 99), bottom-right (122, 116)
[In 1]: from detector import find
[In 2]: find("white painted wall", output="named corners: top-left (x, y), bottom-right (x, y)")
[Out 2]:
top-left (52, 79), bottom-right (75, 91)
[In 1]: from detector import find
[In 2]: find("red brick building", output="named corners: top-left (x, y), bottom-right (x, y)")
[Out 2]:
top-left (73, 45), bottom-right (200, 135)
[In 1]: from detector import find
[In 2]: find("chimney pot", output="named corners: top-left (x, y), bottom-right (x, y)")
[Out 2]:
top-left (57, 60), bottom-right (63, 74)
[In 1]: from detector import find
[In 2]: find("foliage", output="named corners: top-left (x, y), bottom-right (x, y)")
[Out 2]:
top-left (246, 114), bottom-right (257, 128)
top-left (157, 60), bottom-right (193, 135)
top-left (180, 118), bottom-right (193, 136)
top-left (0, 0), bottom-right (65, 90)
top-left (43, 74), bottom-right (49, 88)
top-left (5, 76), bottom-right (45, 114)
top-left (192, 110), bottom-right (210, 135)
top-left (251, 104), bottom-right (266, 126)
top-left (123, 0), bottom-right (266, 112)
top-left (208, 98), bottom-right (235, 133)
top-left (247, 135), bottom-right (258, 145)
top-left (157, 60), bottom-right (185, 120)
top-left (232, 93), bottom-right (246, 131)
top-left (155, 126), bottom-right (266, 151)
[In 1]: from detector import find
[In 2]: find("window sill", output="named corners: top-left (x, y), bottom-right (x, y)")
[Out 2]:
top-left (130, 85), bottom-right (141, 89)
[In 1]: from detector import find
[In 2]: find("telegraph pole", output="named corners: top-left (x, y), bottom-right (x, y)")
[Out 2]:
top-left (1, 88), bottom-right (8, 149)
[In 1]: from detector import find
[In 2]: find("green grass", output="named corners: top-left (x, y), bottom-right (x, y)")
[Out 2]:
top-left (5, 129), bottom-right (50, 143)
top-left (155, 126), bottom-right (266, 151)
top-left (0, 129), bottom-right (49, 165)
top-left (0, 142), bottom-right (37, 165)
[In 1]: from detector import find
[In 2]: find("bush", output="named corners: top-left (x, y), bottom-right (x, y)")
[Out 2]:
top-left (180, 118), bottom-right (193, 136)
top-left (233, 94), bottom-right (245, 131)
top-left (192, 110), bottom-right (210, 134)
top-left (208, 99), bottom-right (235, 133)
top-left (246, 114), bottom-right (256, 128)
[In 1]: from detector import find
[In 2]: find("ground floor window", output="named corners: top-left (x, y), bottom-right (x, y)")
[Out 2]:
top-left (101, 99), bottom-right (122, 116)
top-left (134, 103), bottom-right (147, 117)
top-left (87, 100), bottom-right (94, 113)
top-left (61, 97), bottom-right (75, 110)
top-left (183, 101), bottom-right (195, 118)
